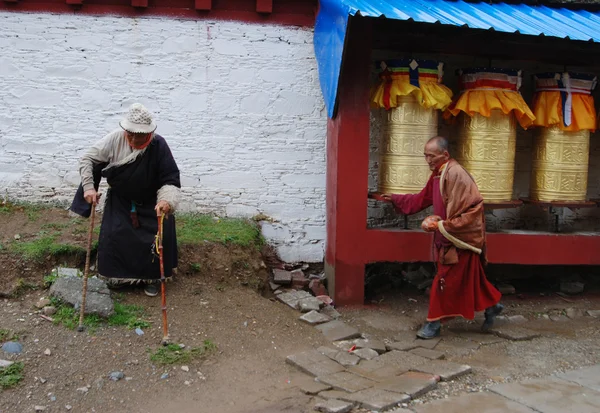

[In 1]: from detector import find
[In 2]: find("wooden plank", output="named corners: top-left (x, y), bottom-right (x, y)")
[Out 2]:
top-left (195, 0), bottom-right (212, 11)
top-left (131, 0), bottom-right (148, 7)
top-left (256, 0), bottom-right (272, 14)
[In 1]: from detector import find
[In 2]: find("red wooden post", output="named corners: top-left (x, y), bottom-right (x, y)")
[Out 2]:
top-left (65, 0), bottom-right (83, 5)
top-left (131, 0), bottom-right (148, 8)
top-left (195, 0), bottom-right (212, 11)
top-left (325, 17), bottom-right (373, 306)
top-left (256, 0), bottom-right (273, 14)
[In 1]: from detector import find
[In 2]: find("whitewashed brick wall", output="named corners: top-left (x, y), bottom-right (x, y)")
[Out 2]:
top-left (0, 12), bottom-right (327, 262)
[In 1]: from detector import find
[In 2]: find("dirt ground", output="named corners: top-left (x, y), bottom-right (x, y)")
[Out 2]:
top-left (2, 206), bottom-right (600, 413)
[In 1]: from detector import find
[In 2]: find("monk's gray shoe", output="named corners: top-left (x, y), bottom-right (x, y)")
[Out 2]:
top-left (416, 321), bottom-right (441, 339)
top-left (481, 303), bottom-right (504, 332)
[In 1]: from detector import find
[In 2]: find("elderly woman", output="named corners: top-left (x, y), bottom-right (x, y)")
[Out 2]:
top-left (70, 103), bottom-right (181, 296)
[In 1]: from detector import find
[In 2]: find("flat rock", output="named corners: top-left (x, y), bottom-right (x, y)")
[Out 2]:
top-left (298, 297), bottom-right (321, 313)
top-left (315, 320), bottom-right (361, 342)
top-left (333, 340), bottom-right (355, 352)
top-left (286, 350), bottom-right (345, 377)
top-left (348, 364), bottom-right (408, 383)
top-left (353, 338), bottom-right (387, 354)
top-left (35, 298), bottom-right (51, 309)
top-left (508, 315), bottom-right (528, 324)
top-left (390, 334), bottom-right (441, 351)
top-left (53, 267), bottom-right (81, 278)
top-left (318, 390), bottom-right (353, 400)
top-left (558, 365), bottom-right (600, 392)
top-left (318, 371), bottom-right (376, 393)
top-left (362, 314), bottom-right (419, 332)
top-left (586, 310), bottom-right (600, 318)
top-left (320, 305), bottom-right (341, 319)
top-left (277, 290), bottom-right (312, 310)
top-left (318, 347), bottom-right (360, 367)
top-left (378, 350), bottom-right (429, 368)
top-left (352, 348), bottom-right (379, 360)
top-left (269, 281), bottom-right (280, 291)
top-left (299, 310), bottom-right (332, 325)
top-left (314, 399), bottom-right (354, 413)
top-left (565, 308), bottom-right (585, 319)
top-left (411, 360), bottom-right (472, 381)
top-left (49, 275), bottom-right (114, 317)
top-left (345, 388), bottom-right (411, 411)
top-left (491, 376), bottom-right (600, 413)
top-left (560, 281), bottom-right (584, 295)
top-left (299, 380), bottom-right (332, 395)
top-left (497, 284), bottom-right (516, 295)
top-left (0, 359), bottom-right (15, 367)
top-left (273, 269), bottom-right (292, 285)
top-left (414, 391), bottom-right (537, 413)
top-left (375, 371), bottom-right (438, 398)
top-left (549, 314), bottom-right (570, 322)
top-left (2, 341), bottom-right (23, 354)
top-left (491, 327), bottom-right (540, 341)
top-left (409, 347), bottom-right (445, 360)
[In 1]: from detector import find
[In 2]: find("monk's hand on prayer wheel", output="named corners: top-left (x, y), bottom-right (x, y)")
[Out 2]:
top-left (421, 215), bottom-right (442, 232)
top-left (155, 200), bottom-right (171, 216)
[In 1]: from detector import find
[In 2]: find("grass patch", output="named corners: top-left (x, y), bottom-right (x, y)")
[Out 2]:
top-left (0, 362), bottom-right (24, 390)
top-left (51, 303), bottom-right (102, 331)
top-left (149, 340), bottom-right (216, 365)
top-left (12, 278), bottom-right (39, 296)
top-left (176, 214), bottom-right (263, 247)
top-left (0, 329), bottom-right (11, 342)
top-left (189, 263), bottom-right (201, 273)
top-left (10, 236), bottom-right (86, 262)
top-left (108, 303), bottom-right (151, 330)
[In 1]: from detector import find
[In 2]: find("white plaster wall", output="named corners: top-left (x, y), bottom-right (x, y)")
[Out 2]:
top-left (0, 12), bottom-right (327, 262)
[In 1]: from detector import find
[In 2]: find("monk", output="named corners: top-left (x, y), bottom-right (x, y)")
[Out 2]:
top-left (381, 136), bottom-right (503, 339)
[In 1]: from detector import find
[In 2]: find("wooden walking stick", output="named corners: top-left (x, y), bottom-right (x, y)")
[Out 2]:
top-left (157, 213), bottom-right (170, 345)
top-left (77, 202), bottom-right (96, 332)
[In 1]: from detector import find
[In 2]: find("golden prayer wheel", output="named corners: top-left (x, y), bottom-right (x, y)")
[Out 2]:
top-left (529, 72), bottom-right (597, 202)
top-left (448, 68), bottom-right (534, 202)
top-left (530, 128), bottom-right (589, 201)
top-left (373, 59), bottom-right (451, 194)
top-left (455, 111), bottom-right (517, 202)
top-left (378, 95), bottom-right (438, 194)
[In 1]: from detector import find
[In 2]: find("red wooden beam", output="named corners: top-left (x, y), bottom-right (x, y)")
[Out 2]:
top-left (325, 17), bottom-right (373, 306)
top-left (195, 0), bottom-right (211, 11)
top-left (131, 0), bottom-right (147, 8)
top-left (65, 0), bottom-right (82, 5)
top-left (256, 0), bottom-right (272, 14)
top-left (3, 0), bottom-right (19, 3)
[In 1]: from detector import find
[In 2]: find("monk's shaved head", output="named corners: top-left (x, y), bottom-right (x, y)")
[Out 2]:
top-left (426, 136), bottom-right (449, 153)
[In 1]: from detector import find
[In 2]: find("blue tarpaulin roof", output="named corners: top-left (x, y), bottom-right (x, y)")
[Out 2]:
top-left (314, 0), bottom-right (600, 118)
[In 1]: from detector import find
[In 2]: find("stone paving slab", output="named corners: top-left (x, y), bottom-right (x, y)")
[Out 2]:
top-left (277, 290), bottom-right (312, 310)
top-left (318, 390), bottom-right (352, 400)
top-left (490, 376), bottom-right (600, 413)
top-left (375, 371), bottom-right (438, 398)
top-left (490, 327), bottom-right (541, 341)
top-left (558, 365), bottom-right (600, 392)
top-left (315, 320), bottom-right (361, 342)
top-left (413, 391), bottom-right (537, 413)
top-left (348, 364), bottom-right (408, 383)
top-left (317, 346), bottom-right (360, 367)
top-left (352, 348), bottom-right (379, 360)
top-left (411, 360), bottom-right (472, 381)
top-left (286, 350), bottom-right (345, 377)
top-left (321, 305), bottom-right (341, 319)
top-left (273, 269), bottom-right (292, 284)
top-left (299, 310), bottom-right (332, 325)
top-left (314, 398), bottom-right (355, 413)
top-left (456, 332), bottom-right (505, 346)
top-left (317, 371), bottom-right (377, 393)
top-left (299, 297), bottom-right (321, 312)
top-left (378, 350), bottom-right (430, 368)
top-left (344, 388), bottom-right (411, 411)
top-left (390, 334), bottom-right (442, 351)
top-left (353, 338), bottom-right (387, 354)
top-left (409, 347), bottom-right (445, 360)
top-left (299, 379), bottom-right (332, 395)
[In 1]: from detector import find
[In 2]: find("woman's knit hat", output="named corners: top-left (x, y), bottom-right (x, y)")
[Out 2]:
top-left (119, 103), bottom-right (157, 134)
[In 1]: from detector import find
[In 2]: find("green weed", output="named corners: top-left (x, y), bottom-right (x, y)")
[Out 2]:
top-left (176, 214), bottom-right (263, 247)
top-left (10, 236), bottom-right (86, 261)
top-left (107, 303), bottom-right (151, 330)
top-left (190, 263), bottom-right (201, 273)
top-left (0, 362), bottom-right (24, 389)
top-left (149, 340), bottom-right (216, 365)
top-left (0, 329), bottom-right (11, 342)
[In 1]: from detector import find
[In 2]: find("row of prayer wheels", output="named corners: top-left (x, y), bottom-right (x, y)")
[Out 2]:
top-left (371, 60), bottom-right (598, 202)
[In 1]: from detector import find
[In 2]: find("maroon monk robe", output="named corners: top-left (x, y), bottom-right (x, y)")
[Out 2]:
top-left (391, 160), bottom-right (501, 321)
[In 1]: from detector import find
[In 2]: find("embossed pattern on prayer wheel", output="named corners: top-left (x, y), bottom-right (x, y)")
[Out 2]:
top-left (530, 127), bottom-right (589, 202)
top-left (455, 110), bottom-right (516, 202)
top-left (378, 95), bottom-right (438, 194)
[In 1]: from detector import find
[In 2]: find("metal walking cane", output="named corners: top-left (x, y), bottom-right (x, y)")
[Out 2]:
top-left (77, 202), bottom-right (96, 332)
top-left (156, 213), bottom-right (170, 345)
